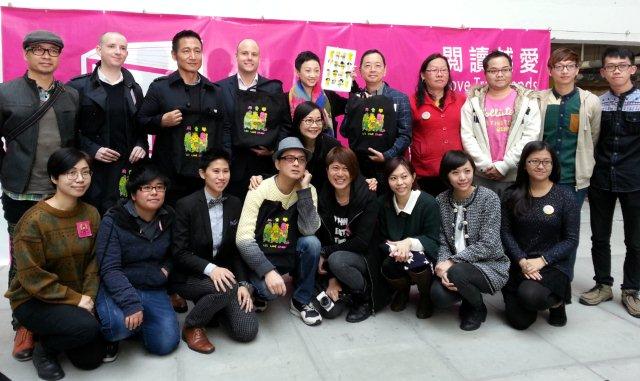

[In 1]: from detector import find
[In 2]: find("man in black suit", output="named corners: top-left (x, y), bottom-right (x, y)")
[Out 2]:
top-left (172, 149), bottom-right (258, 353)
top-left (216, 39), bottom-right (292, 199)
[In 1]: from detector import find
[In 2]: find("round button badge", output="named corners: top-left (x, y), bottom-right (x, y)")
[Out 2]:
top-left (543, 205), bottom-right (554, 215)
top-left (421, 111), bottom-right (431, 120)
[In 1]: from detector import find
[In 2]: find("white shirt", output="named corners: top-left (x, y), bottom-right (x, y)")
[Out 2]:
top-left (237, 73), bottom-right (258, 91)
top-left (392, 190), bottom-right (425, 252)
top-left (97, 67), bottom-right (124, 85)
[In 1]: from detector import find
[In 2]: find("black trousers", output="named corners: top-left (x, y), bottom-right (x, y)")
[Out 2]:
top-left (589, 187), bottom-right (640, 290)
top-left (13, 299), bottom-right (105, 370)
top-left (503, 280), bottom-right (561, 330)
top-left (2, 193), bottom-right (37, 287)
top-left (430, 262), bottom-right (492, 309)
top-left (173, 276), bottom-right (258, 343)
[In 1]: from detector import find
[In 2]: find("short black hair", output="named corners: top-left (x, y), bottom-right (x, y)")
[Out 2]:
top-left (47, 148), bottom-right (91, 180)
top-left (360, 49), bottom-right (386, 67)
top-left (171, 30), bottom-right (202, 53)
top-left (295, 51), bottom-right (320, 71)
top-left (439, 150), bottom-right (476, 188)
top-left (199, 149), bottom-right (231, 171)
top-left (125, 160), bottom-right (171, 198)
top-left (601, 46), bottom-right (636, 66)
top-left (483, 50), bottom-right (512, 72)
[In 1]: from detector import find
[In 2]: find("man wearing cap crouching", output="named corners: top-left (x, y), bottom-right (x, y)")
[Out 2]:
top-left (0, 30), bottom-right (79, 363)
top-left (236, 137), bottom-right (324, 326)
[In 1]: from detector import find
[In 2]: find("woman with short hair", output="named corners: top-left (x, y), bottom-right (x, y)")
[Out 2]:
top-left (432, 150), bottom-right (509, 331)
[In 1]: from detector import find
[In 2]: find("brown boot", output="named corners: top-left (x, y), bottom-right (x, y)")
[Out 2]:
top-left (171, 293), bottom-right (188, 313)
top-left (385, 276), bottom-right (410, 312)
top-left (13, 326), bottom-right (34, 362)
top-left (182, 327), bottom-right (215, 354)
top-left (409, 268), bottom-right (434, 319)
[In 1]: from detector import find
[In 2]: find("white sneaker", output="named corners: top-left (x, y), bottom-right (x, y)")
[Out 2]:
top-left (289, 299), bottom-right (322, 326)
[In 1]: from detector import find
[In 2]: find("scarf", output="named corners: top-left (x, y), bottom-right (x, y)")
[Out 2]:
top-left (289, 80), bottom-right (333, 135)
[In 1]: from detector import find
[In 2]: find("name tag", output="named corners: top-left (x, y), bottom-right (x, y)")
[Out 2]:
top-left (76, 220), bottom-right (93, 238)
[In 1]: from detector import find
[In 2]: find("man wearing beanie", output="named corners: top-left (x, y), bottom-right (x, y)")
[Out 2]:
top-left (236, 137), bottom-right (323, 326)
top-left (0, 30), bottom-right (79, 364)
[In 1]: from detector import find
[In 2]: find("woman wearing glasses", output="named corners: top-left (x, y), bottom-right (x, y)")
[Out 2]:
top-left (6, 148), bottom-right (105, 380)
top-left (250, 102), bottom-right (377, 193)
top-left (501, 141), bottom-right (579, 330)
top-left (410, 54), bottom-right (466, 197)
top-left (94, 161), bottom-right (180, 359)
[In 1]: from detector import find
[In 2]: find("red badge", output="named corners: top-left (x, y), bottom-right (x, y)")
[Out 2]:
top-left (76, 220), bottom-right (92, 238)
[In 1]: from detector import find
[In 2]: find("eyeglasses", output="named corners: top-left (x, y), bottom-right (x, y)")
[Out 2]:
top-left (425, 68), bottom-right (449, 74)
top-left (139, 184), bottom-right (167, 193)
top-left (302, 118), bottom-right (324, 127)
top-left (362, 63), bottom-right (384, 71)
top-left (279, 155), bottom-right (307, 165)
top-left (552, 63), bottom-right (578, 72)
top-left (527, 159), bottom-right (553, 168)
top-left (27, 46), bottom-right (61, 57)
top-left (65, 170), bottom-right (92, 180)
top-left (603, 63), bottom-right (633, 72)
top-left (485, 67), bottom-right (512, 75)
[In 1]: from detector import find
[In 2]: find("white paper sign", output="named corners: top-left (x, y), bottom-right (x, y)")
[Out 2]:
top-left (321, 46), bottom-right (356, 92)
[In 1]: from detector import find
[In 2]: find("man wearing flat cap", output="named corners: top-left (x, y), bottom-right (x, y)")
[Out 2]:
top-left (0, 29), bottom-right (79, 363)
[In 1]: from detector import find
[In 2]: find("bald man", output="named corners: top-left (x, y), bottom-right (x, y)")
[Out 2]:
top-left (68, 32), bottom-right (147, 214)
top-left (216, 38), bottom-right (292, 199)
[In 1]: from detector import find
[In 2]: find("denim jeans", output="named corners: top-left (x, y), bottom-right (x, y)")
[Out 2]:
top-left (588, 187), bottom-right (640, 290)
top-left (96, 287), bottom-right (180, 356)
top-left (250, 235), bottom-right (321, 305)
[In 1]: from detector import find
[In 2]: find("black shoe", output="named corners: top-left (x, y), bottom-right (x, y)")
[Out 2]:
top-left (548, 305), bottom-right (567, 327)
top-left (253, 297), bottom-right (268, 313)
top-left (460, 302), bottom-right (487, 331)
top-left (346, 291), bottom-right (372, 323)
top-left (32, 344), bottom-right (64, 381)
top-left (103, 341), bottom-right (119, 363)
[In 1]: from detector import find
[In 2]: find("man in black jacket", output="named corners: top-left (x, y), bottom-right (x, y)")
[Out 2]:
top-left (137, 30), bottom-right (231, 206)
top-left (68, 32), bottom-right (147, 214)
top-left (0, 30), bottom-right (79, 362)
top-left (216, 39), bottom-right (292, 199)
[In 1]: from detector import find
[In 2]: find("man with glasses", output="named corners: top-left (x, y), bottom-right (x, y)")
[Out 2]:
top-left (580, 47), bottom-right (640, 318)
top-left (537, 48), bottom-right (602, 208)
top-left (461, 50), bottom-right (541, 196)
top-left (0, 30), bottom-right (79, 362)
top-left (236, 137), bottom-right (323, 326)
top-left (68, 32), bottom-right (147, 214)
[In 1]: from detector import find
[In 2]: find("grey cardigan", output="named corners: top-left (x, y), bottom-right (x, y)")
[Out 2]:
top-left (436, 186), bottom-right (509, 293)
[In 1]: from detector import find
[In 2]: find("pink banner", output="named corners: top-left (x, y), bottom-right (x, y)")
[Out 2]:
top-left (2, 7), bottom-right (550, 95)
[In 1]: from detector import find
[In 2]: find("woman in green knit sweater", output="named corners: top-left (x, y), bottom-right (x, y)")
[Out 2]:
top-left (379, 157), bottom-right (441, 319)
top-left (5, 148), bottom-right (104, 381)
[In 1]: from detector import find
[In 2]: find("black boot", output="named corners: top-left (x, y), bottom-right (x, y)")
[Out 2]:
top-left (460, 300), bottom-right (487, 331)
top-left (385, 276), bottom-right (410, 312)
top-left (346, 290), bottom-right (372, 323)
top-left (32, 343), bottom-right (64, 381)
top-left (548, 304), bottom-right (567, 327)
top-left (409, 268), bottom-right (433, 319)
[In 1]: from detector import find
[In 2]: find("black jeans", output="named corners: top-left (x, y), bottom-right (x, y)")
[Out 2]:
top-left (13, 298), bottom-right (105, 370)
top-left (503, 280), bottom-right (560, 330)
top-left (327, 251), bottom-right (368, 292)
top-left (589, 187), bottom-right (640, 290)
top-left (430, 262), bottom-right (492, 309)
top-left (2, 193), bottom-right (37, 287)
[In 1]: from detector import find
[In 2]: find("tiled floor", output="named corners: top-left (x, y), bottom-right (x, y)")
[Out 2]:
top-left (1, 202), bottom-right (638, 381)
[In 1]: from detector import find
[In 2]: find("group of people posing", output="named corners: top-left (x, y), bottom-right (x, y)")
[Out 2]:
top-left (1, 27), bottom-right (639, 381)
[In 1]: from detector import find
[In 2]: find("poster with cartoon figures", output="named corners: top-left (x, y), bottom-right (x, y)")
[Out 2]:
top-left (322, 46), bottom-right (356, 92)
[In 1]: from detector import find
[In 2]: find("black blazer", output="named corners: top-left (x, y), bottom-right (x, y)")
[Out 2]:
top-left (171, 189), bottom-right (248, 283)
top-left (216, 74), bottom-right (292, 144)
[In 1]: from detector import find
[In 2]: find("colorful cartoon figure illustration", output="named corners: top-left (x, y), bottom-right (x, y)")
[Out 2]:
top-left (184, 126), bottom-right (208, 157)
top-left (243, 105), bottom-right (268, 133)
top-left (118, 168), bottom-right (130, 198)
top-left (362, 107), bottom-right (385, 134)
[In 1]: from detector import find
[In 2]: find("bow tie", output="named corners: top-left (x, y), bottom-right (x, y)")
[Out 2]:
top-left (208, 196), bottom-right (227, 209)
